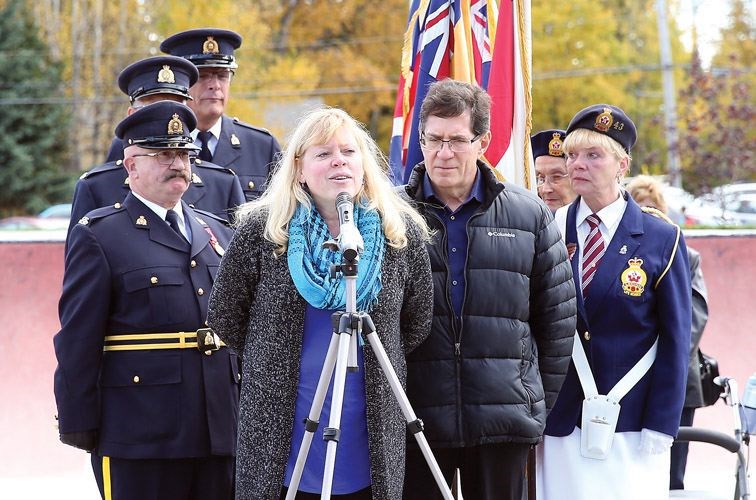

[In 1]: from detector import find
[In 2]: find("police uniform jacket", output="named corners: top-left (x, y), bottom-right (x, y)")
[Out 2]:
top-left (54, 193), bottom-right (239, 459)
top-left (403, 162), bottom-right (577, 447)
top-left (546, 194), bottom-right (691, 438)
top-left (211, 115), bottom-right (280, 201)
top-left (68, 159), bottom-right (244, 232)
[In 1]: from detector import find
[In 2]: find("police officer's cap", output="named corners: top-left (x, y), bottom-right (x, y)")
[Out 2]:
top-left (115, 101), bottom-right (201, 151)
top-left (160, 28), bottom-right (242, 70)
top-left (531, 129), bottom-right (566, 159)
top-left (566, 104), bottom-right (637, 153)
top-left (117, 56), bottom-right (199, 103)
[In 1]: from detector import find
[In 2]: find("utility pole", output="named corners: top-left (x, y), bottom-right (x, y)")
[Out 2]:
top-left (656, 0), bottom-right (682, 188)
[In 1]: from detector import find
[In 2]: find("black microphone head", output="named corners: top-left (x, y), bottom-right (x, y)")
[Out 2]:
top-left (335, 192), bottom-right (352, 208)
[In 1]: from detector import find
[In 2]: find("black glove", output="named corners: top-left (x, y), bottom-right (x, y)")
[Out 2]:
top-left (60, 430), bottom-right (98, 452)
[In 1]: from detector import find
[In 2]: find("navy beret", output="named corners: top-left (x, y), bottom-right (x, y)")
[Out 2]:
top-left (117, 56), bottom-right (199, 103)
top-left (566, 104), bottom-right (637, 152)
top-left (531, 129), bottom-right (566, 159)
top-left (160, 28), bottom-right (242, 69)
top-left (115, 101), bottom-right (200, 151)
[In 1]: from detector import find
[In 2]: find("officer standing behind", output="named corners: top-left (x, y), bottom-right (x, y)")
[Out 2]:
top-left (69, 55), bottom-right (245, 231)
top-left (531, 129), bottom-right (575, 212)
top-left (54, 101), bottom-right (239, 500)
top-left (160, 28), bottom-right (282, 201)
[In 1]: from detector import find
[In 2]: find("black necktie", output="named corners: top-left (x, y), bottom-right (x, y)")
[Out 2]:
top-left (166, 209), bottom-right (187, 242)
top-left (197, 131), bottom-right (213, 162)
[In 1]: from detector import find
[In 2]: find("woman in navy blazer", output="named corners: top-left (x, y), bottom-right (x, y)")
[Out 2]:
top-left (536, 104), bottom-right (691, 500)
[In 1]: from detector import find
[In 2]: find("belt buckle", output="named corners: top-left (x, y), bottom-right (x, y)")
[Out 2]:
top-left (196, 327), bottom-right (220, 354)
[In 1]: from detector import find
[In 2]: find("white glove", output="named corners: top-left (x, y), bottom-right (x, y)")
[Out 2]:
top-left (638, 428), bottom-right (673, 455)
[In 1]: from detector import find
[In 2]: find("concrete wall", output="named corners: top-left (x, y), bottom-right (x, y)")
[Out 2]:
top-left (1, 234), bottom-right (754, 484)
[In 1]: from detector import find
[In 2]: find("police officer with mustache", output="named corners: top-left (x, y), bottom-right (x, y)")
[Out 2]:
top-left (54, 101), bottom-right (239, 499)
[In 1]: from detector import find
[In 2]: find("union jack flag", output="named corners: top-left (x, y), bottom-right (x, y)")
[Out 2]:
top-left (389, 0), bottom-right (534, 189)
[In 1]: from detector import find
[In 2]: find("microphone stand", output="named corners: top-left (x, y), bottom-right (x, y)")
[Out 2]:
top-left (286, 195), bottom-right (452, 500)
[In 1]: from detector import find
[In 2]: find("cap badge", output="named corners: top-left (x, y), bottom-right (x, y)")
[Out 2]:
top-left (594, 108), bottom-right (614, 132)
top-left (157, 65), bottom-right (175, 84)
top-left (548, 132), bottom-right (563, 156)
top-left (135, 215), bottom-right (148, 226)
top-left (230, 133), bottom-right (241, 146)
top-left (621, 257), bottom-right (647, 297)
top-left (167, 113), bottom-right (184, 135)
top-left (203, 36), bottom-right (219, 54)
top-left (192, 172), bottom-right (202, 184)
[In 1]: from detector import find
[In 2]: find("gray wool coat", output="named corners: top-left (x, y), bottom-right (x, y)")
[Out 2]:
top-left (207, 208), bottom-right (433, 500)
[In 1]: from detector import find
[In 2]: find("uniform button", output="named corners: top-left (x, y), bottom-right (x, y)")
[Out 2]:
top-left (204, 350), bottom-right (212, 356)
top-left (248, 180), bottom-right (255, 189)
top-left (133, 375), bottom-right (140, 383)
top-left (450, 215), bottom-right (456, 221)
top-left (237, 373), bottom-right (241, 381)
top-left (583, 331), bottom-right (591, 341)
top-left (114, 203), bottom-right (121, 209)
top-left (452, 280), bottom-right (458, 286)
top-left (451, 247), bottom-right (457, 253)
top-left (197, 288), bottom-right (205, 296)
top-left (150, 276), bottom-right (158, 284)
top-left (190, 260), bottom-right (197, 268)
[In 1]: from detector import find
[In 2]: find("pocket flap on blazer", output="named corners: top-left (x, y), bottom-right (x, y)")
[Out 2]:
top-left (100, 353), bottom-right (182, 387)
top-left (122, 266), bottom-right (185, 292)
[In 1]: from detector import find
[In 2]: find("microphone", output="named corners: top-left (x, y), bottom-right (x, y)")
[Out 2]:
top-left (335, 192), bottom-right (364, 262)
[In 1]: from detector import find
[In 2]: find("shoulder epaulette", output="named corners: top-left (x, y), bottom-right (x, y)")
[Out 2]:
top-left (192, 160), bottom-right (236, 175)
top-left (231, 116), bottom-right (273, 136)
top-left (79, 160), bottom-right (124, 180)
top-left (77, 203), bottom-right (125, 226)
top-left (193, 208), bottom-right (232, 227)
top-left (641, 206), bottom-right (676, 226)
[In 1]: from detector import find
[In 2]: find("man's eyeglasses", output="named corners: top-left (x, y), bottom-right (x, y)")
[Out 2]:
top-left (132, 150), bottom-right (196, 166)
top-left (536, 173), bottom-right (569, 186)
top-left (420, 133), bottom-right (481, 153)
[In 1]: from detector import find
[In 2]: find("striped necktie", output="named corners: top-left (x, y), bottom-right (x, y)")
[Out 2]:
top-left (582, 214), bottom-right (605, 296)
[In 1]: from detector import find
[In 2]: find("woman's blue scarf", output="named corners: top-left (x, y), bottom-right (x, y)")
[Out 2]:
top-left (288, 201), bottom-right (385, 312)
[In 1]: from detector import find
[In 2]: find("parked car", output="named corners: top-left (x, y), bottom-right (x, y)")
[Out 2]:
top-left (663, 186), bottom-right (738, 227)
top-left (724, 194), bottom-right (756, 226)
top-left (0, 203), bottom-right (71, 230)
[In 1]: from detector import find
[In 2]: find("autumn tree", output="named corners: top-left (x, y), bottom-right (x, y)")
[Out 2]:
top-left (0, 0), bottom-right (73, 215)
top-left (677, 0), bottom-right (755, 194)
top-left (531, 0), bottom-right (686, 175)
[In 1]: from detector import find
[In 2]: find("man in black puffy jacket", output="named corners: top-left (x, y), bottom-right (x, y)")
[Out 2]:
top-left (402, 79), bottom-right (577, 500)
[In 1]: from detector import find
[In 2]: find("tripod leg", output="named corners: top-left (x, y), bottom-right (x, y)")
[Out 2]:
top-left (286, 332), bottom-right (341, 500)
top-left (363, 327), bottom-right (454, 500)
top-left (320, 322), bottom-right (355, 500)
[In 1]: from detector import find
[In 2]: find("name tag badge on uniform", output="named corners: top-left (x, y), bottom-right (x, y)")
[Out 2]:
top-left (621, 257), bottom-right (647, 297)
top-left (230, 133), bottom-right (241, 147)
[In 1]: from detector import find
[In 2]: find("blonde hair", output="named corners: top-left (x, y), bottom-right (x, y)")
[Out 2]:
top-left (626, 175), bottom-right (668, 214)
top-left (563, 128), bottom-right (632, 163)
top-left (235, 107), bottom-right (429, 254)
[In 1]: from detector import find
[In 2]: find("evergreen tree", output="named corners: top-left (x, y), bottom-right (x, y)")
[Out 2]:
top-left (0, 0), bottom-right (73, 215)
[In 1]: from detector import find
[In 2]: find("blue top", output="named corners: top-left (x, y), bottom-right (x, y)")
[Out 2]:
top-left (423, 172), bottom-right (484, 321)
top-left (284, 305), bottom-right (371, 494)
